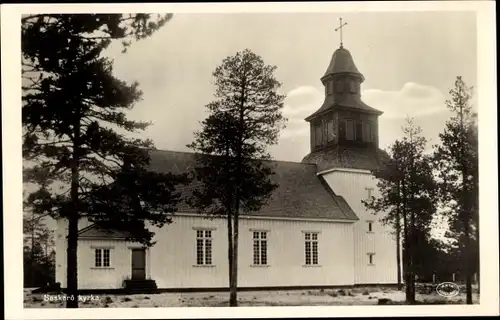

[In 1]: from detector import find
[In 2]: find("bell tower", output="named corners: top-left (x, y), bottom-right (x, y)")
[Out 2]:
top-left (302, 20), bottom-right (386, 172)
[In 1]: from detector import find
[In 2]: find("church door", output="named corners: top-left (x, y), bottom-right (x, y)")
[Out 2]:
top-left (131, 248), bottom-right (146, 280)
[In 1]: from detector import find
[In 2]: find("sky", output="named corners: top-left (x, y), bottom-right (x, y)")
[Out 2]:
top-left (104, 11), bottom-right (477, 162)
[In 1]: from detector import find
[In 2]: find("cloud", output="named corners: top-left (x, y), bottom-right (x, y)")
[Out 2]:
top-left (362, 82), bottom-right (447, 119)
top-left (377, 111), bottom-right (452, 151)
top-left (273, 86), bottom-right (324, 161)
top-left (283, 85), bottom-right (324, 118)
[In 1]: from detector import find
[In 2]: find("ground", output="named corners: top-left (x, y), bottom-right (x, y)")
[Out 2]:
top-left (24, 286), bottom-right (480, 308)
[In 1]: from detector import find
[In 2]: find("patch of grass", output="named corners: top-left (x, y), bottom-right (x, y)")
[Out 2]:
top-left (337, 289), bottom-right (346, 296)
top-left (122, 297), bottom-right (132, 302)
top-left (362, 290), bottom-right (370, 295)
top-left (143, 296), bottom-right (150, 300)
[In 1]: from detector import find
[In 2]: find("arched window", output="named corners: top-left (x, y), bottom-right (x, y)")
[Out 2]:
top-left (314, 124), bottom-right (322, 147)
top-left (364, 122), bottom-right (372, 142)
top-left (335, 80), bottom-right (344, 93)
top-left (345, 119), bottom-right (355, 141)
top-left (350, 81), bottom-right (357, 93)
top-left (326, 120), bottom-right (335, 142)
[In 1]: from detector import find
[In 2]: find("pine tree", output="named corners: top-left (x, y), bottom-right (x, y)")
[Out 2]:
top-left (187, 49), bottom-right (286, 306)
top-left (363, 117), bottom-right (437, 304)
top-left (22, 14), bottom-right (187, 308)
top-left (432, 76), bottom-right (478, 303)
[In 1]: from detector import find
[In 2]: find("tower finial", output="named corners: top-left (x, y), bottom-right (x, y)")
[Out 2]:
top-left (334, 17), bottom-right (348, 48)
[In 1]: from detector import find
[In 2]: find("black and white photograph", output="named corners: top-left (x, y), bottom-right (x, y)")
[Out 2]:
top-left (2, 1), bottom-right (498, 318)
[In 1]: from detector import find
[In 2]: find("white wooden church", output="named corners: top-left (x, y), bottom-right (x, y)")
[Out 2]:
top-left (55, 42), bottom-right (399, 291)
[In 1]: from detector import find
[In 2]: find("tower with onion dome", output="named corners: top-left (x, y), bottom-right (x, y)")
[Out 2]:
top-left (304, 19), bottom-right (400, 286)
top-left (302, 21), bottom-right (388, 172)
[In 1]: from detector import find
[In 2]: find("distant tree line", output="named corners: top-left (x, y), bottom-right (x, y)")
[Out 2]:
top-left (23, 204), bottom-right (55, 288)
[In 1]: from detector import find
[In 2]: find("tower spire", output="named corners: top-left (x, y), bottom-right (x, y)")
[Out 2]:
top-left (335, 17), bottom-right (348, 48)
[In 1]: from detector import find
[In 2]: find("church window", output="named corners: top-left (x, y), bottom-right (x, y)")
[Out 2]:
top-left (94, 248), bottom-right (111, 268)
top-left (368, 253), bottom-right (375, 265)
top-left (367, 221), bottom-right (374, 233)
top-left (345, 119), bottom-right (355, 141)
top-left (196, 229), bottom-right (212, 265)
top-left (252, 231), bottom-right (268, 265)
top-left (355, 121), bottom-right (363, 141)
top-left (326, 120), bottom-right (334, 142)
top-left (364, 122), bottom-right (373, 142)
top-left (365, 187), bottom-right (374, 199)
top-left (326, 82), bottom-right (332, 95)
top-left (335, 80), bottom-right (344, 93)
top-left (304, 232), bottom-right (319, 265)
top-left (350, 81), bottom-right (357, 93)
top-left (314, 124), bottom-right (322, 147)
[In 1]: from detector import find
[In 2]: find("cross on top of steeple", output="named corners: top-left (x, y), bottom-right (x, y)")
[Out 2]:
top-left (334, 17), bottom-right (348, 48)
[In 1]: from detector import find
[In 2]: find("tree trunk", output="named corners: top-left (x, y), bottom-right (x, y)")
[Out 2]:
top-left (224, 147), bottom-right (235, 307)
top-left (66, 214), bottom-right (79, 308)
top-left (230, 205), bottom-right (239, 307)
top-left (396, 183), bottom-right (402, 291)
top-left (227, 209), bottom-right (235, 306)
top-left (396, 215), bottom-right (402, 291)
top-left (408, 211), bottom-right (416, 303)
top-left (401, 179), bottom-right (415, 304)
top-left (31, 213), bottom-right (35, 287)
top-left (459, 103), bottom-right (473, 305)
top-left (229, 87), bottom-right (246, 307)
top-left (464, 222), bottom-right (473, 304)
top-left (66, 118), bottom-right (80, 308)
top-left (476, 223), bottom-right (480, 294)
top-left (475, 190), bottom-right (480, 293)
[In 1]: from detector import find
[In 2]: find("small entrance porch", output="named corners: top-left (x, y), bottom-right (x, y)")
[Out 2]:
top-left (124, 248), bottom-right (157, 293)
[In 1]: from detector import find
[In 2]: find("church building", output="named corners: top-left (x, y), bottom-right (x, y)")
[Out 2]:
top-left (55, 40), bottom-right (399, 292)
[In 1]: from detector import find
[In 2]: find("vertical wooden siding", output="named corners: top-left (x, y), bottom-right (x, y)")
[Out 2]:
top-left (323, 170), bottom-right (398, 284)
top-left (55, 216), bottom-right (356, 290)
top-left (149, 216), bottom-right (355, 289)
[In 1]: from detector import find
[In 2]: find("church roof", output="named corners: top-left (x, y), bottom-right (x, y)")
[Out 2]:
top-left (305, 95), bottom-right (383, 121)
top-left (146, 150), bottom-right (359, 221)
top-left (76, 224), bottom-right (130, 239)
top-left (305, 46), bottom-right (382, 122)
top-left (323, 47), bottom-right (364, 80)
top-left (302, 146), bottom-right (390, 172)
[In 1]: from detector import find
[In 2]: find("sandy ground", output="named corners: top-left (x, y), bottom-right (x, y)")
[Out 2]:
top-left (24, 286), bottom-right (480, 308)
